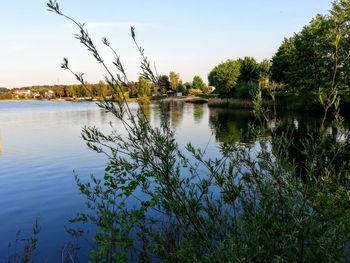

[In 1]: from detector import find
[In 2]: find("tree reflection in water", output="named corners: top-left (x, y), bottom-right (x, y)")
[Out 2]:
top-left (209, 107), bottom-right (350, 182)
top-left (160, 100), bottom-right (185, 128)
top-left (209, 108), bottom-right (255, 144)
top-left (193, 104), bottom-right (205, 123)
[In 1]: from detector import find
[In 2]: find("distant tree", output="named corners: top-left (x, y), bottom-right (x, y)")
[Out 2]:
top-left (67, 85), bottom-right (77, 98)
top-left (208, 60), bottom-right (241, 96)
top-left (76, 84), bottom-right (87, 97)
top-left (169, 72), bottom-right (181, 91)
top-left (54, 85), bottom-right (65, 98)
top-left (83, 82), bottom-right (94, 98)
top-left (97, 80), bottom-right (108, 98)
top-left (0, 87), bottom-right (9, 92)
top-left (31, 86), bottom-right (48, 98)
top-left (150, 82), bottom-right (159, 95)
top-left (177, 84), bottom-right (187, 94)
top-left (0, 88), bottom-right (13, 100)
top-left (192, 76), bottom-right (207, 93)
top-left (158, 75), bottom-right (170, 94)
top-left (137, 76), bottom-right (151, 97)
top-left (91, 84), bottom-right (100, 97)
top-left (127, 82), bottom-right (137, 98)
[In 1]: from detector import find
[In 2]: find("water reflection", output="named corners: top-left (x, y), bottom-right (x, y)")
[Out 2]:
top-left (139, 103), bottom-right (152, 121)
top-left (209, 108), bottom-right (255, 143)
top-left (0, 100), bottom-right (349, 261)
top-left (193, 104), bottom-right (205, 123)
top-left (272, 114), bottom-right (350, 180)
top-left (161, 100), bottom-right (185, 128)
top-left (207, 108), bottom-right (350, 181)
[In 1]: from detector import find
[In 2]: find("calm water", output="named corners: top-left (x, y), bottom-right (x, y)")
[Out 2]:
top-left (0, 101), bottom-right (219, 261)
top-left (0, 100), bottom-right (342, 261)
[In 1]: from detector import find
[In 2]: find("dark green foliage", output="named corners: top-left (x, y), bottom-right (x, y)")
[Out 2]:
top-left (235, 81), bottom-right (257, 99)
top-left (238, 56), bottom-right (260, 82)
top-left (271, 0), bottom-right (350, 104)
top-left (192, 75), bottom-right (207, 92)
top-left (208, 59), bottom-right (241, 96)
top-left (177, 84), bottom-right (187, 94)
top-left (259, 59), bottom-right (272, 80)
top-left (158, 75), bottom-right (170, 94)
top-left (271, 37), bottom-right (296, 84)
top-left (208, 57), bottom-right (271, 98)
top-left (271, 14), bottom-right (334, 94)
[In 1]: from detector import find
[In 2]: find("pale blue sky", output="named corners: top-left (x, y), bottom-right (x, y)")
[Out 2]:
top-left (0, 1), bottom-right (332, 88)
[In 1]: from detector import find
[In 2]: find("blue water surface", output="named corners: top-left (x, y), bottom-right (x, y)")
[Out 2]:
top-left (0, 100), bottom-right (219, 262)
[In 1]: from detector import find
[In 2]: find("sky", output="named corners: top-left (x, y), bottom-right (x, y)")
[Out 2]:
top-left (0, 0), bottom-right (333, 88)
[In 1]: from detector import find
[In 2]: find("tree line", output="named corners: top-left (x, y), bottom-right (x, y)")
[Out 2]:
top-left (0, 73), bottom-right (211, 100)
top-left (208, 0), bottom-right (350, 109)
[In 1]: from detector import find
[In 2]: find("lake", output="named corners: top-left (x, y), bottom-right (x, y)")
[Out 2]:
top-left (0, 100), bottom-right (342, 262)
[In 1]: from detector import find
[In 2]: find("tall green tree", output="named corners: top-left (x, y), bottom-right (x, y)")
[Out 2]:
top-left (238, 57), bottom-right (260, 83)
top-left (331, 0), bottom-right (350, 90)
top-left (169, 72), bottom-right (181, 91)
top-left (208, 60), bottom-right (241, 96)
top-left (192, 75), bottom-right (207, 92)
top-left (271, 6), bottom-right (349, 96)
top-left (271, 37), bottom-right (296, 85)
top-left (158, 75), bottom-right (170, 94)
top-left (137, 76), bottom-right (151, 97)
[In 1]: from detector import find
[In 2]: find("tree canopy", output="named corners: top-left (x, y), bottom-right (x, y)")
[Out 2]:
top-left (208, 59), bottom-right (241, 96)
top-left (208, 57), bottom-right (272, 97)
top-left (271, 1), bottom-right (350, 97)
top-left (192, 75), bottom-right (207, 92)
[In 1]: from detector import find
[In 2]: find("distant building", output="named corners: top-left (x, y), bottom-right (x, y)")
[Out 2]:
top-left (14, 89), bottom-right (31, 98)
